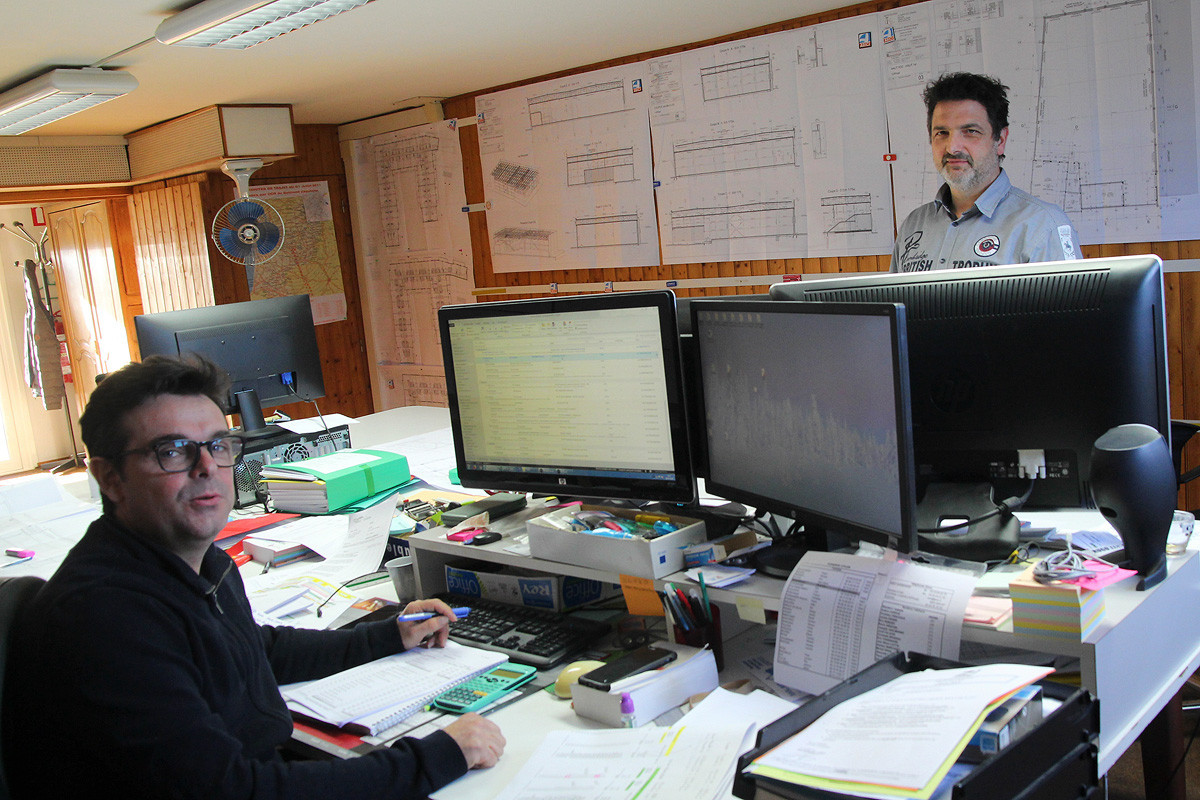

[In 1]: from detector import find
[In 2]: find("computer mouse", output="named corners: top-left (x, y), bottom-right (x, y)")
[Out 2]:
top-left (553, 660), bottom-right (605, 699)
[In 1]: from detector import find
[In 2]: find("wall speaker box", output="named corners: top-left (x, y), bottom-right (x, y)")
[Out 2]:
top-left (126, 104), bottom-right (295, 183)
top-left (0, 136), bottom-right (131, 189)
top-left (233, 424), bottom-right (351, 509)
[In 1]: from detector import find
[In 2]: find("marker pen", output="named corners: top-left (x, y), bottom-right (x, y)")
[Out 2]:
top-left (396, 607), bottom-right (471, 622)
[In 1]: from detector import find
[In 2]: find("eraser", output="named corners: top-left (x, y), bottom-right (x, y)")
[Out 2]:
top-left (5, 549), bottom-right (33, 558)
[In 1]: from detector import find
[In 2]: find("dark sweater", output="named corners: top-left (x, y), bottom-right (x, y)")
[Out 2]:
top-left (1, 514), bottom-right (468, 799)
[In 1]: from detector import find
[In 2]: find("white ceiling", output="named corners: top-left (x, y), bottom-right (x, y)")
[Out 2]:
top-left (7, 0), bottom-right (843, 138)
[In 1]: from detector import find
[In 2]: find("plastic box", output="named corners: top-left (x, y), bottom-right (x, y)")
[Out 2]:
top-left (527, 504), bottom-right (707, 579)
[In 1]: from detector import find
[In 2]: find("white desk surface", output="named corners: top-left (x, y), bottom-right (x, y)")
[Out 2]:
top-left (356, 405), bottom-right (1200, 779)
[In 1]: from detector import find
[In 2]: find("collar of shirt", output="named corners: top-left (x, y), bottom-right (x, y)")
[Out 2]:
top-left (934, 168), bottom-right (1013, 222)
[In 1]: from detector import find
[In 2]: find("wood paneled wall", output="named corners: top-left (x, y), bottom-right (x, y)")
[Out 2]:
top-left (205, 124), bottom-right (374, 422)
top-left (128, 175), bottom-right (215, 319)
top-left (438, 0), bottom-right (1200, 510)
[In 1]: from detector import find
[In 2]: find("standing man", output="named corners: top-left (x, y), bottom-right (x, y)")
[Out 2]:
top-left (2, 355), bottom-right (505, 799)
top-left (891, 72), bottom-right (1079, 272)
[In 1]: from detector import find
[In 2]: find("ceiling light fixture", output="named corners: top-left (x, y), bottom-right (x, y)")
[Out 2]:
top-left (155, 0), bottom-right (377, 50)
top-left (0, 68), bottom-right (139, 136)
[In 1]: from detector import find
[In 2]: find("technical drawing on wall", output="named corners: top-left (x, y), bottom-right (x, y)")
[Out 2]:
top-left (701, 55), bottom-right (775, 101)
top-left (566, 147), bottom-right (636, 186)
top-left (477, 61), bottom-right (660, 272)
top-left (672, 128), bottom-right (797, 177)
top-left (490, 161), bottom-right (541, 203)
top-left (375, 134), bottom-right (442, 250)
top-left (792, 12), bottom-right (894, 256)
top-left (492, 227), bottom-right (557, 259)
top-left (528, 80), bottom-right (629, 126)
top-left (370, 255), bottom-right (472, 369)
top-left (576, 213), bottom-right (641, 248)
top-left (1029, 0), bottom-right (1160, 242)
top-left (820, 193), bottom-right (874, 236)
top-left (650, 30), bottom-right (810, 263)
top-left (670, 200), bottom-right (797, 245)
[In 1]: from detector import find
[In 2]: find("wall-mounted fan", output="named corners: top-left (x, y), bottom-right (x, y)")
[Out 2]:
top-left (212, 158), bottom-right (284, 291)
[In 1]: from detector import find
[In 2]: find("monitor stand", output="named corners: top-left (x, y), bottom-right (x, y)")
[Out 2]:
top-left (233, 388), bottom-right (284, 441)
top-left (753, 538), bottom-right (810, 579)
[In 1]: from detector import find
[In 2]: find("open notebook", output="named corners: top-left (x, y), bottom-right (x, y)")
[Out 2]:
top-left (281, 641), bottom-right (507, 735)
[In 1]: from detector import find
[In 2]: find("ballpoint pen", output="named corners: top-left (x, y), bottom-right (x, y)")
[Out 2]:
top-left (396, 607), bottom-right (471, 622)
top-left (2, 555), bottom-right (33, 568)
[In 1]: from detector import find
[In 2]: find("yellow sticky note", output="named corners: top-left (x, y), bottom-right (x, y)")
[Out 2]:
top-left (619, 574), bottom-right (664, 616)
top-left (736, 595), bottom-right (767, 624)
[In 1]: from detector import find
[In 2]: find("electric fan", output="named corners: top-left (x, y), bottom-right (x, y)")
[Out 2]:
top-left (212, 159), bottom-right (284, 291)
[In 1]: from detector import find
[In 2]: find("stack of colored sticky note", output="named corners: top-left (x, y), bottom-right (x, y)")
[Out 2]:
top-left (1008, 563), bottom-right (1113, 639)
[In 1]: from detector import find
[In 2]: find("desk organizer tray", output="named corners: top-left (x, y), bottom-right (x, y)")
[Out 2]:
top-left (527, 504), bottom-right (707, 578)
top-left (733, 651), bottom-right (1099, 800)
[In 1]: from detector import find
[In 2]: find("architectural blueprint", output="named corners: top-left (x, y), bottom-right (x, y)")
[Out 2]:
top-left (344, 120), bottom-right (474, 407)
top-left (648, 31), bottom-right (810, 264)
top-left (476, 63), bottom-right (660, 272)
top-left (793, 14), bottom-right (896, 256)
top-left (883, 0), bottom-right (1200, 246)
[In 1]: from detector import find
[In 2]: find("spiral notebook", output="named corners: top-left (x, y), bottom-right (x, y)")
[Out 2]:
top-left (281, 641), bottom-right (507, 735)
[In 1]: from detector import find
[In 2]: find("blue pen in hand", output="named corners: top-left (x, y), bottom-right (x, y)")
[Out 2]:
top-left (396, 607), bottom-right (471, 622)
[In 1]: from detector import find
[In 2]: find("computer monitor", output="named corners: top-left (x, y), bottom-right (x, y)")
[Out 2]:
top-left (134, 294), bottom-right (325, 437)
top-left (769, 255), bottom-right (1171, 509)
top-left (438, 291), bottom-right (697, 504)
top-left (691, 299), bottom-right (918, 559)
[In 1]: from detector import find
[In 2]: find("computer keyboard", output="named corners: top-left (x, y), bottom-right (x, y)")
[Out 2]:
top-left (435, 593), bottom-right (610, 669)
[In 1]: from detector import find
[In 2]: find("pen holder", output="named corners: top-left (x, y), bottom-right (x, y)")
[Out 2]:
top-left (672, 603), bottom-right (723, 672)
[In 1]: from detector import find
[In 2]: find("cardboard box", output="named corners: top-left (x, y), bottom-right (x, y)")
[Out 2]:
top-left (683, 528), bottom-right (759, 567)
top-left (444, 559), bottom-right (619, 612)
top-left (527, 504), bottom-right (707, 579)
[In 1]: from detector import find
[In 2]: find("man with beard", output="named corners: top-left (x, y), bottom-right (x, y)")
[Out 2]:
top-left (2, 355), bottom-right (505, 799)
top-left (890, 72), bottom-right (1079, 272)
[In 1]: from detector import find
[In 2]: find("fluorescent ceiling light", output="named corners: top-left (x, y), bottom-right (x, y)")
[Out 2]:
top-left (155, 0), bottom-right (376, 49)
top-left (0, 69), bottom-right (138, 136)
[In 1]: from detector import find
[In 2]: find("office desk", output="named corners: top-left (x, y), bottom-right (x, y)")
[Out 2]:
top-left (359, 407), bottom-right (1200, 787)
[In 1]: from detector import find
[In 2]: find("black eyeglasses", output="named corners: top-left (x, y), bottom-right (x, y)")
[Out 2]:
top-left (117, 436), bottom-right (244, 473)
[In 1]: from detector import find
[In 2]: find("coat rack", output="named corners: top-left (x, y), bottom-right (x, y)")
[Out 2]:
top-left (0, 220), bottom-right (86, 473)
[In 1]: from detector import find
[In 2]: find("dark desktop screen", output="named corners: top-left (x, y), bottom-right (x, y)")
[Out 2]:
top-left (697, 306), bottom-right (907, 538)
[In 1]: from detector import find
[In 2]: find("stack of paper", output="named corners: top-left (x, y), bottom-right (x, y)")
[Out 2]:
top-left (282, 641), bottom-right (505, 735)
top-left (1008, 562), bottom-right (1130, 639)
top-left (259, 448), bottom-right (410, 513)
top-left (743, 663), bottom-right (1053, 800)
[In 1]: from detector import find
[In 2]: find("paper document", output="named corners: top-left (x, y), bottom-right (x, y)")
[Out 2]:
top-left (243, 497), bottom-right (398, 627)
top-left (282, 641), bottom-right (505, 735)
top-left (746, 663), bottom-right (1053, 799)
top-left (492, 721), bottom-right (753, 800)
top-left (774, 551), bottom-right (976, 695)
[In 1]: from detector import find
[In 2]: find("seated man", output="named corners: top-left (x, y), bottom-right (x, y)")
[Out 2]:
top-left (1, 355), bottom-right (504, 798)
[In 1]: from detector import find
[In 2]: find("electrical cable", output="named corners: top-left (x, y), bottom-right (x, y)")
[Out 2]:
top-left (314, 570), bottom-right (387, 618)
top-left (916, 481), bottom-right (1035, 534)
top-left (1031, 532), bottom-right (1120, 584)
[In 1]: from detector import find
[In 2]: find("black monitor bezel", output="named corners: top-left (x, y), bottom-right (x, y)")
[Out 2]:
top-left (690, 298), bottom-right (919, 553)
top-left (133, 294), bottom-right (325, 415)
top-left (769, 255), bottom-right (1171, 508)
top-left (438, 290), bottom-right (698, 504)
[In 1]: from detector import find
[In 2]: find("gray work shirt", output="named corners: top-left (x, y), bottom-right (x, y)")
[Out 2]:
top-left (890, 169), bottom-right (1079, 272)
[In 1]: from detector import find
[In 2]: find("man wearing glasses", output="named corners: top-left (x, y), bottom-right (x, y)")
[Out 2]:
top-left (2, 355), bottom-right (504, 799)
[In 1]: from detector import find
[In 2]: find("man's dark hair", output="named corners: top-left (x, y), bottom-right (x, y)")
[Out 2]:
top-left (82, 352), bottom-right (228, 455)
top-left (923, 72), bottom-right (1009, 140)
top-left (82, 355), bottom-right (230, 513)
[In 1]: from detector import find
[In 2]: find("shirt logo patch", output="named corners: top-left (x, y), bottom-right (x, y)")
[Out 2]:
top-left (903, 231), bottom-right (923, 260)
top-left (1058, 225), bottom-right (1078, 260)
top-left (973, 235), bottom-right (1000, 258)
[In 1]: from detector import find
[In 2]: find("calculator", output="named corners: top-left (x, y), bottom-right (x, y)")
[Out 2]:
top-left (432, 662), bottom-right (538, 714)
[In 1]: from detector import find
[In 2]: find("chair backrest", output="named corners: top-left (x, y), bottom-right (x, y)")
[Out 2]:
top-left (0, 576), bottom-right (45, 800)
